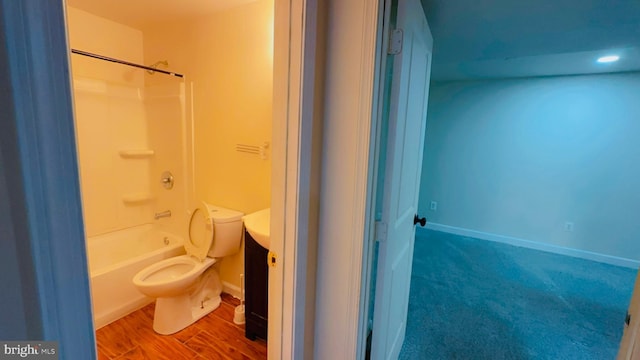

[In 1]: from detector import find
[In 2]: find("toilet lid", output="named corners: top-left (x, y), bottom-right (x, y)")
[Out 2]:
top-left (185, 202), bottom-right (214, 261)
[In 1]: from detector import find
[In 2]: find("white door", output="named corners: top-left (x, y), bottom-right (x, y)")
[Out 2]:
top-left (618, 273), bottom-right (640, 359)
top-left (371, 0), bottom-right (433, 358)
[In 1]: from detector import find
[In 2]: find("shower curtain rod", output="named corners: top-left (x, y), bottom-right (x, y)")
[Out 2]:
top-left (70, 49), bottom-right (184, 78)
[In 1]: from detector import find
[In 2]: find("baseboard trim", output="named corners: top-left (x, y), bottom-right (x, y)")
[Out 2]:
top-left (419, 223), bottom-right (640, 269)
top-left (222, 281), bottom-right (242, 300)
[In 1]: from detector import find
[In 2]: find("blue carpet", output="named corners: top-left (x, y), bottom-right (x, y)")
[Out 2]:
top-left (399, 230), bottom-right (637, 360)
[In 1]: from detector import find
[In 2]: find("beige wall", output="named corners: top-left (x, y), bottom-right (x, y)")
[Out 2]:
top-left (142, 0), bottom-right (274, 290)
top-left (67, 7), bottom-right (144, 85)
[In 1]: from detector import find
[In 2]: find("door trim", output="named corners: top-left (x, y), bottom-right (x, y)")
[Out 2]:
top-left (358, 0), bottom-right (395, 356)
top-left (313, 0), bottom-right (384, 358)
top-left (271, 0), bottom-right (324, 358)
top-left (2, 0), bottom-right (309, 358)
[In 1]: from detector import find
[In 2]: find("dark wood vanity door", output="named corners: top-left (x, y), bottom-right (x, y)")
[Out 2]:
top-left (244, 230), bottom-right (268, 340)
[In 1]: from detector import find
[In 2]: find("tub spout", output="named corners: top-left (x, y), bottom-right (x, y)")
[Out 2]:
top-left (154, 210), bottom-right (171, 220)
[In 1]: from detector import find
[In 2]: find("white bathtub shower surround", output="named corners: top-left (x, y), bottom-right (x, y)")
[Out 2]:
top-left (87, 224), bottom-right (185, 329)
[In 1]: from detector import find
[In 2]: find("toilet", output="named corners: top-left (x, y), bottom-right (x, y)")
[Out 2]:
top-left (133, 202), bottom-right (243, 335)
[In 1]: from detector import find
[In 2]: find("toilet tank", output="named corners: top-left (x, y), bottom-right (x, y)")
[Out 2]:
top-left (207, 205), bottom-right (244, 258)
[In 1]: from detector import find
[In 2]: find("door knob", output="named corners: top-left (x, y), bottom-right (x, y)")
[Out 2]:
top-left (414, 214), bottom-right (426, 227)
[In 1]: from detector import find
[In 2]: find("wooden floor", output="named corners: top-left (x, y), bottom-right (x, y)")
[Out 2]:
top-left (96, 294), bottom-right (267, 360)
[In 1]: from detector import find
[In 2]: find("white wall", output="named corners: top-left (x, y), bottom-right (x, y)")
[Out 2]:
top-left (419, 72), bottom-right (640, 262)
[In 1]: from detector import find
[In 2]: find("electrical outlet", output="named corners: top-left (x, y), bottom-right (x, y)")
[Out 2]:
top-left (430, 201), bottom-right (438, 211)
top-left (564, 222), bottom-right (574, 232)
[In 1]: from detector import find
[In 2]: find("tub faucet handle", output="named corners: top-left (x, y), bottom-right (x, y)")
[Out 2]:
top-left (161, 171), bottom-right (174, 190)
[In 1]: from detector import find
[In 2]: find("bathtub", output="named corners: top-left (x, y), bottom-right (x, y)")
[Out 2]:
top-left (86, 224), bottom-right (185, 329)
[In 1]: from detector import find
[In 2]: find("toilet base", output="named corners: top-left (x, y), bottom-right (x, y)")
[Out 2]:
top-left (153, 294), bottom-right (222, 335)
top-left (151, 266), bottom-right (223, 335)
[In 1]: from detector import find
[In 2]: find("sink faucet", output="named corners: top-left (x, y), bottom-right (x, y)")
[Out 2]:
top-left (154, 210), bottom-right (171, 220)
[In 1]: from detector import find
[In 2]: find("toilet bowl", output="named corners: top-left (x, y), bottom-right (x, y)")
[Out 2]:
top-left (133, 255), bottom-right (215, 298)
top-left (133, 202), bottom-right (243, 335)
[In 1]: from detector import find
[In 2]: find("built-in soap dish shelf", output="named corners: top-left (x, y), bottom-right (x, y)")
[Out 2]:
top-left (122, 193), bottom-right (156, 204)
top-left (119, 149), bottom-right (155, 159)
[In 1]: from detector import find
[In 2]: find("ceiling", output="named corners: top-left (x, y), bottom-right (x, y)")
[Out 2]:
top-left (67, 0), bottom-right (640, 81)
top-left (422, 0), bottom-right (640, 81)
top-left (66, 0), bottom-right (257, 28)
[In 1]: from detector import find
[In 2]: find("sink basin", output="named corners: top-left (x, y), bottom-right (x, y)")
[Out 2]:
top-left (243, 208), bottom-right (270, 250)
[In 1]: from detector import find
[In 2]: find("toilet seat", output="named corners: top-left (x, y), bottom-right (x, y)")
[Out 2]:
top-left (185, 202), bottom-right (214, 261)
top-left (133, 255), bottom-right (216, 297)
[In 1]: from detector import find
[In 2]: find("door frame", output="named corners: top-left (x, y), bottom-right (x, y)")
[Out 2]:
top-left (370, 0), bottom-right (433, 356)
top-left (0, 0), bottom-right (317, 358)
top-left (362, 0), bottom-right (395, 354)
top-left (271, 0), bottom-right (325, 358)
top-left (312, 0), bottom-right (386, 358)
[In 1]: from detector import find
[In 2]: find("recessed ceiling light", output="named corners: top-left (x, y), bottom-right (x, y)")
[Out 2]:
top-left (597, 55), bottom-right (620, 63)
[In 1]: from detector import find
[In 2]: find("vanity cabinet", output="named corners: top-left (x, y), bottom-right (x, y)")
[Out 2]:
top-left (244, 230), bottom-right (268, 340)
